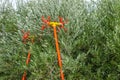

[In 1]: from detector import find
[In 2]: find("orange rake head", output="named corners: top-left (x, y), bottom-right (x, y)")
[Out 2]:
top-left (21, 30), bottom-right (35, 44)
top-left (41, 16), bottom-right (67, 31)
top-left (21, 30), bottom-right (30, 44)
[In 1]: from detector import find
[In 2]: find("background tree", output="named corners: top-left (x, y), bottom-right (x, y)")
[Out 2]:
top-left (0, 0), bottom-right (120, 80)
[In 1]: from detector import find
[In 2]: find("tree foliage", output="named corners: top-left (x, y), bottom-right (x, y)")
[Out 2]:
top-left (0, 0), bottom-right (120, 80)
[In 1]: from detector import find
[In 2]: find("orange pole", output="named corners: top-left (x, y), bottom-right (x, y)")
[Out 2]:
top-left (22, 51), bottom-right (31, 80)
top-left (22, 71), bottom-right (26, 80)
top-left (53, 26), bottom-right (64, 80)
top-left (26, 51), bottom-right (31, 65)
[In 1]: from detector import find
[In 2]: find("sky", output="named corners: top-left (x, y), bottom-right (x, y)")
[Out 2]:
top-left (10, 0), bottom-right (28, 9)
top-left (10, 0), bottom-right (17, 9)
top-left (7, 0), bottom-right (97, 9)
